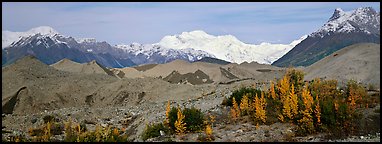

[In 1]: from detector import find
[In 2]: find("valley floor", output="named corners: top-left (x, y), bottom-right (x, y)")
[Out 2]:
top-left (2, 79), bottom-right (380, 142)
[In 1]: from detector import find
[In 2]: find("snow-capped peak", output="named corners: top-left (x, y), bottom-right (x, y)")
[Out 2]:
top-left (2, 26), bottom-right (60, 48)
top-left (310, 7), bottom-right (380, 38)
top-left (328, 8), bottom-right (345, 21)
top-left (157, 30), bottom-right (246, 50)
top-left (27, 26), bottom-right (59, 36)
top-left (180, 30), bottom-right (216, 39)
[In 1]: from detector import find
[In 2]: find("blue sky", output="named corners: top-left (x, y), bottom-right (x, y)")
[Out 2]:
top-left (2, 2), bottom-right (380, 45)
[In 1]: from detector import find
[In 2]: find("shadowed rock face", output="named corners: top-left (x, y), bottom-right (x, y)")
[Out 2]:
top-left (2, 87), bottom-right (27, 114)
top-left (194, 57), bottom-right (231, 65)
top-left (163, 70), bottom-right (214, 85)
top-left (220, 67), bottom-right (239, 79)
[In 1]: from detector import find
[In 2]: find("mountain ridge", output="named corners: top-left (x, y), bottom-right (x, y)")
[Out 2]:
top-left (3, 27), bottom-right (306, 67)
top-left (272, 7), bottom-right (380, 67)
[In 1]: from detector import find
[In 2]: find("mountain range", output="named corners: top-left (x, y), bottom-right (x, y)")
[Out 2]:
top-left (2, 28), bottom-right (305, 68)
top-left (2, 27), bottom-right (136, 68)
top-left (2, 7), bottom-right (380, 68)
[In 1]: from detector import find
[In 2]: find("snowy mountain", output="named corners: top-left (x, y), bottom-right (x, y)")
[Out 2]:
top-left (114, 30), bottom-right (306, 65)
top-left (2, 27), bottom-right (135, 68)
top-left (310, 7), bottom-right (380, 38)
top-left (2, 26), bottom-right (59, 48)
top-left (157, 30), bottom-right (307, 64)
top-left (115, 43), bottom-right (215, 65)
top-left (273, 7), bottom-right (380, 67)
top-left (2, 26), bottom-right (217, 67)
top-left (2, 26), bottom-right (306, 67)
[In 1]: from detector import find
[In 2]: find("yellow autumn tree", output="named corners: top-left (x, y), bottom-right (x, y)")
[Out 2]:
top-left (233, 97), bottom-right (241, 115)
top-left (278, 114), bottom-right (284, 122)
top-left (301, 85), bottom-right (314, 111)
top-left (298, 85), bottom-right (314, 134)
top-left (254, 93), bottom-right (267, 123)
top-left (282, 93), bottom-right (292, 120)
top-left (76, 123), bottom-right (81, 142)
top-left (314, 95), bottom-right (321, 125)
top-left (204, 115), bottom-right (214, 141)
top-left (230, 97), bottom-right (240, 121)
top-left (205, 124), bottom-right (213, 141)
top-left (240, 94), bottom-right (250, 115)
top-left (260, 92), bottom-right (267, 123)
top-left (289, 84), bottom-right (299, 119)
top-left (208, 114), bottom-right (216, 127)
top-left (279, 74), bottom-right (293, 120)
top-left (279, 74), bottom-right (290, 102)
top-left (164, 101), bottom-right (171, 126)
top-left (230, 108), bottom-right (238, 122)
top-left (175, 107), bottom-right (187, 135)
top-left (42, 121), bottom-right (52, 142)
top-left (347, 85), bottom-right (357, 114)
top-left (269, 81), bottom-right (277, 100)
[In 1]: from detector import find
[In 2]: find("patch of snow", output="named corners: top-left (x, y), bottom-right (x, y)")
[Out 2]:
top-left (76, 38), bottom-right (97, 43)
top-left (36, 41), bottom-right (42, 46)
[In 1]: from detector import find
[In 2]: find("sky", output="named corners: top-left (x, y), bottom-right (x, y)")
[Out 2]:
top-left (2, 2), bottom-right (380, 45)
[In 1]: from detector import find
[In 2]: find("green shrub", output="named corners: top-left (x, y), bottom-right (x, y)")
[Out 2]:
top-left (224, 87), bottom-right (262, 106)
top-left (320, 98), bottom-right (335, 126)
top-left (141, 123), bottom-right (170, 141)
top-left (316, 80), bottom-right (367, 138)
top-left (168, 107), bottom-right (179, 131)
top-left (286, 68), bottom-right (305, 93)
top-left (183, 107), bottom-right (205, 132)
top-left (264, 103), bottom-right (281, 125)
top-left (168, 107), bottom-right (205, 133)
top-left (337, 102), bottom-right (349, 122)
